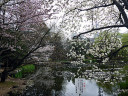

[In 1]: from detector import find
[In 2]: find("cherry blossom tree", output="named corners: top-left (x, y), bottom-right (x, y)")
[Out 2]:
top-left (59, 0), bottom-right (128, 57)
top-left (89, 31), bottom-right (122, 63)
top-left (67, 38), bottom-right (91, 65)
top-left (67, 30), bottom-right (122, 65)
top-left (0, 0), bottom-right (58, 82)
top-left (59, 0), bottom-right (128, 37)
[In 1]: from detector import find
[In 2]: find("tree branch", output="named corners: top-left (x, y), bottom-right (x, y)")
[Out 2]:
top-left (122, 0), bottom-right (128, 10)
top-left (113, 0), bottom-right (128, 26)
top-left (65, 3), bottom-right (114, 15)
top-left (76, 3), bottom-right (114, 11)
top-left (109, 44), bottom-right (128, 60)
top-left (0, 0), bottom-right (10, 9)
top-left (3, 13), bottom-right (54, 26)
top-left (3, 1), bottom-right (24, 6)
top-left (8, 29), bottom-right (51, 72)
top-left (73, 24), bottom-right (125, 39)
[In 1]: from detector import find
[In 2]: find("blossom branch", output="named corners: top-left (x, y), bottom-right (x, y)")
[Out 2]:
top-left (65, 3), bottom-right (114, 15)
top-left (76, 3), bottom-right (114, 11)
top-left (73, 24), bottom-right (125, 38)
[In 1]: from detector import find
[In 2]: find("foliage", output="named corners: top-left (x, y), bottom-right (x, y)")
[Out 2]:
top-left (118, 92), bottom-right (128, 96)
top-left (0, 29), bottom-right (28, 60)
top-left (118, 80), bottom-right (128, 96)
top-left (118, 80), bottom-right (128, 89)
top-left (15, 70), bottom-right (22, 78)
top-left (21, 64), bottom-right (35, 73)
top-left (120, 65), bottom-right (128, 74)
top-left (49, 33), bottom-right (68, 61)
top-left (14, 64), bottom-right (35, 78)
top-left (67, 30), bottom-right (122, 64)
top-left (116, 33), bottom-right (128, 61)
top-left (0, 0), bottom-right (55, 82)
top-left (92, 31), bottom-right (122, 62)
top-left (119, 65), bottom-right (128, 80)
top-left (121, 33), bottom-right (128, 46)
top-left (67, 38), bottom-right (92, 64)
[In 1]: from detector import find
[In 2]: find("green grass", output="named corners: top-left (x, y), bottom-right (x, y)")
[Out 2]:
top-left (15, 70), bottom-right (22, 78)
top-left (14, 64), bottom-right (35, 78)
top-left (21, 64), bottom-right (35, 73)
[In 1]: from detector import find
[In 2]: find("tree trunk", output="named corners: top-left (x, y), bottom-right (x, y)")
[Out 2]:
top-left (1, 69), bottom-right (8, 82)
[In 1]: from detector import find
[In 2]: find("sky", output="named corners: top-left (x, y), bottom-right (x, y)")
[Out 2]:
top-left (119, 27), bottom-right (128, 33)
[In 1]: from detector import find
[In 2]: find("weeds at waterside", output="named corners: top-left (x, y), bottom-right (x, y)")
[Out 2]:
top-left (14, 64), bottom-right (35, 78)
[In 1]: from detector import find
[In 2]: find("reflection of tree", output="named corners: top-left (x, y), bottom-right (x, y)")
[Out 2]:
top-left (98, 86), bottom-right (103, 96)
top-left (23, 83), bottom-right (53, 96)
top-left (53, 76), bottom-right (64, 91)
top-left (97, 82), bottom-right (113, 95)
top-left (23, 68), bottom-right (65, 96)
top-left (72, 77), bottom-right (75, 84)
top-left (74, 66), bottom-right (121, 95)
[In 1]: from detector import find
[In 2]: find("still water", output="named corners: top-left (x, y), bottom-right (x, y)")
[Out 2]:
top-left (22, 67), bottom-right (118, 96)
top-left (59, 79), bottom-right (111, 96)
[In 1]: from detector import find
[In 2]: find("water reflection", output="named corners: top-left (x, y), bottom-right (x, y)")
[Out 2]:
top-left (63, 78), bottom-right (110, 96)
top-left (75, 78), bottom-right (86, 96)
top-left (22, 67), bottom-right (119, 96)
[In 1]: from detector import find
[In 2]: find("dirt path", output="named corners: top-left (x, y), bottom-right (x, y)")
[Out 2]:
top-left (0, 77), bottom-right (27, 96)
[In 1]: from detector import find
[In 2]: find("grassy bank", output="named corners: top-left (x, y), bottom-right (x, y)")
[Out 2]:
top-left (14, 64), bottom-right (35, 78)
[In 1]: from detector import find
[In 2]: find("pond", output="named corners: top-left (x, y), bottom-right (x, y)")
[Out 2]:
top-left (21, 65), bottom-right (125, 96)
